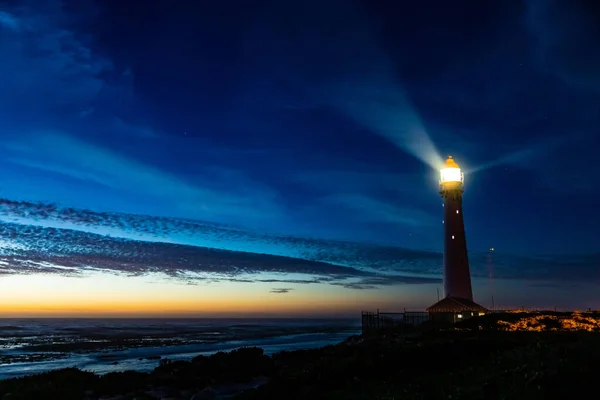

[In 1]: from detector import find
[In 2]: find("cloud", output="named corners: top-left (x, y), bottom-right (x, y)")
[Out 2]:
top-left (0, 0), bottom-right (597, 288)
top-left (0, 11), bottom-right (20, 31)
top-left (3, 133), bottom-right (199, 198)
top-left (1, 132), bottom-right (284, 223)
top-left (0, 217), bottom-right (440, 290)
top-left (0, 2), bottom-right (110, 121)
top-left (0, 197), bottom-right (438, 289)
top-left (330, 275), bottom-right (442, 290)
top-left (258, 279), bottom-right (325, 284)
top-left (0, 1), bottom-right (288, 229)
top-left (0, 198), bottom-right (597, 287)
top-left (270, 288), bottom-right (293, 294)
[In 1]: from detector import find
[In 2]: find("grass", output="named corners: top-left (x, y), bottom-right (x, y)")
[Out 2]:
top-left (237, 312), bottom-right (600, 399)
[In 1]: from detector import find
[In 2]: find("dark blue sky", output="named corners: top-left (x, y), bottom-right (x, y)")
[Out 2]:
top-left (0, 0), bottom-right (599, 313)
top-left (96, 0), bottom-right (597, 253)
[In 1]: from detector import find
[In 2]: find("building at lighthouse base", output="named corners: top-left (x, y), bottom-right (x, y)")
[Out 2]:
top-left (426, 296), bottom-right (488, 324)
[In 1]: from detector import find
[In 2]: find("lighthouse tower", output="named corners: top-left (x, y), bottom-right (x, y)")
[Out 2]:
top-left (426, 156), bottom-right (487, 320)
top-left (439, 156), bottom-right (473, 300)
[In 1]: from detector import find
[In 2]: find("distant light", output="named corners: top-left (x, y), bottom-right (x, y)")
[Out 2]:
top-left (456, 210), bottom-right (459, 214)
top-left (478, 312), bottom-right (485, 316)
top-left (452, 235), bottom-right (455, 239)
top-left (457, 314), bottom-right (463, 319)
top-left (490, 248), bottom-right (495, 251)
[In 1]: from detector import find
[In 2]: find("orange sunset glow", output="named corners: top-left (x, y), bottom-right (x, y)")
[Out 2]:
top-left (0, 273), bottom-right (415, 317)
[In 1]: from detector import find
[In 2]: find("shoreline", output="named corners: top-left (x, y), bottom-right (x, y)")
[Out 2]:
top-left (1, 315), bottom-right (599, 399)
top-left (0, 329), bottom-right (359, 379)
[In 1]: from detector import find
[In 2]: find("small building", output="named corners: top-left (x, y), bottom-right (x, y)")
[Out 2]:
top-left (426, 296), bottom-right (488, 324)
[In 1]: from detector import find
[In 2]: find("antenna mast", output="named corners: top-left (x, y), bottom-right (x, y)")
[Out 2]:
top-left (488, 248), bottom-right (495, 310)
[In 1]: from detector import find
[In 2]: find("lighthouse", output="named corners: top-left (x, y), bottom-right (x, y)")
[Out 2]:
top-left (439, 156), bottom-right (473, 300)
top-left (426, 156), bottom-right (487, 321)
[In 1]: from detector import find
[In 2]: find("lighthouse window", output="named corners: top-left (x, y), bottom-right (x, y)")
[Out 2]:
top-left (452, 235), bottom-right (455, 239)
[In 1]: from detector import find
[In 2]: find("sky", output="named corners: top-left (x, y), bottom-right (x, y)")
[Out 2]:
top-left (0, 0), bottom-right (599, 317)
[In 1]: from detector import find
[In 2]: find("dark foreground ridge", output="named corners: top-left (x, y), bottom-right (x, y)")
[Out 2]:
top-left (1, 312), bottom-right (599, 400)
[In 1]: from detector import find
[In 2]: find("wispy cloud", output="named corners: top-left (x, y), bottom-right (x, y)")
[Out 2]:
top-left (0, 11), bottom-right (20, 31)
top-left (0, 3), bottom-right (109, 120)
top-left (2, 133), bottom-right (284, 223)
top-left (0, 218), bottom-right (439, 290)
top-left (0, 0), bottom-right (598, 295)
top-left (330, 275), bottom-right (444, 290)
top-left (270, 288), bottom-right (294, 294)
top-left (0, 0), bottom-right (291, 229)
top-left (0, 198), bottom-right (597, 286)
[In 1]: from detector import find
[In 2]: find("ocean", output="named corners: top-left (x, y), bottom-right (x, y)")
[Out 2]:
top-left (0, 318), bottom-right (361, 379)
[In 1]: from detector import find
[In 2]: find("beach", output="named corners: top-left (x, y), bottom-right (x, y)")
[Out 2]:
top-left (0, 318), bottom-right (360, 379)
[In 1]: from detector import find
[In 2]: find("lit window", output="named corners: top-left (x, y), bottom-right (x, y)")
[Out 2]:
top-left (478, 312), bottom-right (485, 316)
top-left (452, 235), bottom-right (455, 239)
top-left (440, 167), bottom-right (462, 183)
top-left (457, 314), bottom-right (463, 319)
top-left (456, 210), bottom-right (459, 214)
